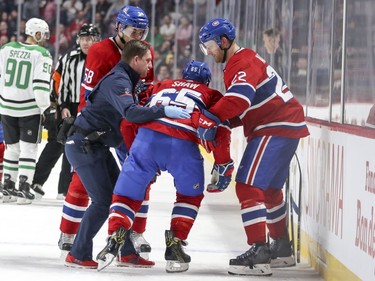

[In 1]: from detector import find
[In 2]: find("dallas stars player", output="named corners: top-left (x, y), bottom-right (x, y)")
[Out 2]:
top-left (0, 18), bottom-right (52, 205)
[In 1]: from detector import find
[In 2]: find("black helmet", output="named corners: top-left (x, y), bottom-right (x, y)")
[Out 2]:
top-left (77, 24), bottom-right (101, 40)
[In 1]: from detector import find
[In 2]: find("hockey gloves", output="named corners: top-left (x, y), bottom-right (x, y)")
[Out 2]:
top-left (164, 106), bottom-right (191, 119)
top-left (197, 109), bottom-right (221, 152)
top-left (206, 160), bottom-right (234, 193)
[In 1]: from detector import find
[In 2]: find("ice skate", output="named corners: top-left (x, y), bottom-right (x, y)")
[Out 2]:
top-left (116, 232), bottom-right (155, 268)
top-left (270, 236), bottom-right (296, 268)
top-left (228, 243), bottom-right (272, 276)
top-left (2, 177), bottom-right (18, 203)
top-left (17, 176), bottom-right (35, 205)
top-left (116, 253), bottom-right (155, 268)
top-left (58, 233), bottom-right (75, 260)
top-left (65, 252), bottom-right (98, 269)
top-left (129, 229), bottom-right (151, 259)
top-left (96, 226), bottom-right (128, 271)
top-left (164, 230), bottom-right (190, 273)
top-left (31, 183), bottom-right (45, 199)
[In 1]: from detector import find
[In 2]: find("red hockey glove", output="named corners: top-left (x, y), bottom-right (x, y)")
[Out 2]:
top-left (206, 160), bottom-right (234, 193)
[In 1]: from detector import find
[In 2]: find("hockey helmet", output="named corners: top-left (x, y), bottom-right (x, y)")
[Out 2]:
top-left (116, 5), bottom-right (149, 40)
top-left (199, 18), bottom-right (236, 55)
top-left (77, 24), bottom-right (101, 43)
top-left (182, 60), bottom-right (212, 86)
top-left (25, 18), bottom-right (50, 43)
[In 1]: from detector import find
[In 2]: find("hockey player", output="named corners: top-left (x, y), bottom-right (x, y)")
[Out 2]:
top-left (31, 23), bottom-right (101, 200)
top-left (0, 18), bottom-right (52, 205)
top-left (58, 5), bottom-right (155, 267)
top-left (198, 18), bottom-right (310, 276)
top-left (0, 122), bottom-right (4, 203)
top-left (96, 60), bottom-right (233, 273)
top-left (64, 40), bottom-right (189, 269)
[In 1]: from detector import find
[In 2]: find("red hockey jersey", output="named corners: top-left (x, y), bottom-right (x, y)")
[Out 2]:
top-left (209, 47), bottom-right (309, 140)
top-left (78, 37), bottom-right (154, 111)
top-left (132, 79), bottom-right (231, 164)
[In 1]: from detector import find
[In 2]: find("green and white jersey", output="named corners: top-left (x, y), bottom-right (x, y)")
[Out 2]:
top-left (0, 42), bottom-right (52, 117)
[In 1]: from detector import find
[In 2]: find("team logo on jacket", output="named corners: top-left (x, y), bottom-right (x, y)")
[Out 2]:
top-left (120, 88), bottom-right (131, 97)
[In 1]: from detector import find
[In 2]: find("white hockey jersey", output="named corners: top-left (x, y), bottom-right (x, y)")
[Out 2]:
top-left (0, 42), bottom-right (52, 117)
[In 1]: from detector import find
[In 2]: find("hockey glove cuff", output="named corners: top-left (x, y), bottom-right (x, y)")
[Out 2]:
top-left (197, 109), bottom-right (221, 152)
top-left (206, 160), bottom-right (234, 193)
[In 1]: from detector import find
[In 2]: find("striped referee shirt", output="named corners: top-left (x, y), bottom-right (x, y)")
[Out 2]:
top-left (56, 48), bottom-right (86, 109)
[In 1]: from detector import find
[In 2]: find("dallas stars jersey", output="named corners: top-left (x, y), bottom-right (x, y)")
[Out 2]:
top-left (0, 42), bottom-right (52, 117)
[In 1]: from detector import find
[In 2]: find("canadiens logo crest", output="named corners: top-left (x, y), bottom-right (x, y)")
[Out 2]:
top-left (212, 20), bottom-right (220, 27)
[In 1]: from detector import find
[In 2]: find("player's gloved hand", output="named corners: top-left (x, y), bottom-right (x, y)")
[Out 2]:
top-left (197, 109), bottom-right (221, 152)
top-left (164, 106), bottom-right (191, 119)
top-left (206, 160), bottom-right (234, 193)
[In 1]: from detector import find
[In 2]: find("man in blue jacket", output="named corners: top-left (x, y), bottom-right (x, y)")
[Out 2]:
top-left (64, 40), bottom-right (190, 268)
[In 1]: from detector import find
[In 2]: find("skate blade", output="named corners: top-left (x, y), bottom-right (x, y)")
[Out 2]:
top-left (228, 263), bottom-right (272, 276)
top-left (60, 250), bottom-right (69, 263)
top-left (3, 195), bottom-right (17, 203)
top-left (165, 261), bottom-right (189, 273)
top-left (97, 253), bottom-right (115, 272)
top-left (17, 197), bottom-right (33, 205)
top-left (270, 256), bottom-right (296, 268)
top-left (139, 252), bottom-right (149, 260)
top-left (34, 193), bottom-right (43, 200)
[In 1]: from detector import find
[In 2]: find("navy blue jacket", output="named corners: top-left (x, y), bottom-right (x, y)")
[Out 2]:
top-left (75, 60), bottom-right (165, 147)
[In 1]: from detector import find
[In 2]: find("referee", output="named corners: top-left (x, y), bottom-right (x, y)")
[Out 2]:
top-left (31, 24), bottom-right (101, 199)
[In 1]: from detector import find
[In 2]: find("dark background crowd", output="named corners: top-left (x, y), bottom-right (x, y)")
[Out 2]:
top-left (0, 0), bottom-right (206, 81)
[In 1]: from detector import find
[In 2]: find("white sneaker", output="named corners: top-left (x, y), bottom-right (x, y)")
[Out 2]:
top-left (56, 193), bottom-right (65, 200)
top-left (129, 230), bottom-right (151, 260)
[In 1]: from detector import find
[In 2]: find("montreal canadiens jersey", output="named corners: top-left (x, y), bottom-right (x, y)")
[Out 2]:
top-left (79, 37), bottom-right (154, 111)
top-left (141, 79), bottom-right (222, 142)
top-left (210, 47), bottom-right (309, 140)
top-left (0, 42), bottom-right (52, 117)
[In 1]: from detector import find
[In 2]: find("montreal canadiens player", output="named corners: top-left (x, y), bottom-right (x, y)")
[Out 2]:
top-left (96, 60), bottom-right (233, 273)
top-left (198, 18), bottom-right (309, 276)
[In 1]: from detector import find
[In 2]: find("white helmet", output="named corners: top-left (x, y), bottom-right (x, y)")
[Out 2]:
top-left (25, 18), bottom-right (50, 43)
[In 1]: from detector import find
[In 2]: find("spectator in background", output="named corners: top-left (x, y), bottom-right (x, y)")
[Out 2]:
top-left (261, 28), bottom-right (284, 76)
top-left (22, 0), bottom-right (41, 19)
top-left (62, 0), bottom-right (84, 24)
top-left (159, 14), bottom-right (176, 42)
top-left (49, 24), bottom-right (71, 57)
top-left (68, 10), bottom-right (89, 39)
top-left (155, 64), bottom-right (171, 82)
top-left (96, 0), bottom-right (111, 19)
top-left (0, 35), bottom-right (8, 46)
top-left (43, 0), bottom-right (57, 26)
top-left (0, 21), bottom-right (11, 41)
top-left (176, 15), bottom-right (192, 52)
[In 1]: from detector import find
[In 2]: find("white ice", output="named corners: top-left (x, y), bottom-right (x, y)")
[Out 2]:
top-left (0, 142), bottom-right (322, 281)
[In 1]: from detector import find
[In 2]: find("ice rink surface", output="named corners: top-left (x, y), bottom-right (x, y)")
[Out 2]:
top-left (0, 144), bottom-right (323, 281)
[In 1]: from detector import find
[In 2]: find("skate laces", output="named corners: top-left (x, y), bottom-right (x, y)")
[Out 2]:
top-left (237, 244), bottom-right (265, 259)
top-left (113, 227), bottom-right (127, 244)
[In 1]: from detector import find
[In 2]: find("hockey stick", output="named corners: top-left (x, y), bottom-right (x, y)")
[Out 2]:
top-left (293, 153), bottom-right (302, 263)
